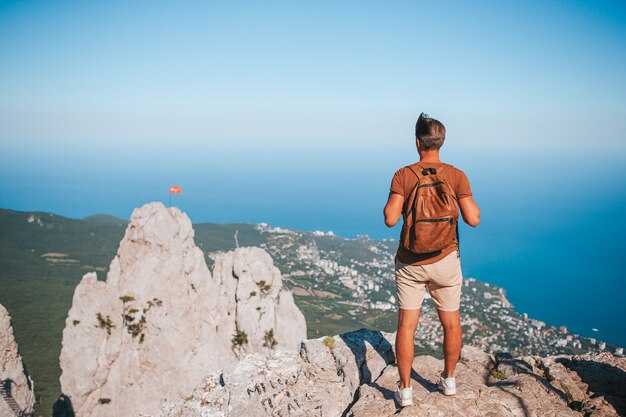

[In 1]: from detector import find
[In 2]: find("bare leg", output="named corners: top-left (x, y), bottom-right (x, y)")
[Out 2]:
top-left (395, 308), bottom-right (420, 389)
top-left (437, 309), bottom-right (462, 378)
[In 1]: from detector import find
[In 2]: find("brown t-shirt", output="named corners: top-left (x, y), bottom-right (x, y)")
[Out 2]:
top-left (390, 161), bottom-right (472, 265)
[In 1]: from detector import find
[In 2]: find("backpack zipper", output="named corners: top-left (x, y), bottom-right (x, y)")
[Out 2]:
top-left (414, 217), bottom-right (455, 224)
top-left (416, 181), bottom-right (445, 190)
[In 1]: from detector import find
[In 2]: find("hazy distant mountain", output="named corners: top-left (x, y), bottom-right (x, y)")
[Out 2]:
top-left (82, 213), bottom-right (128, 225)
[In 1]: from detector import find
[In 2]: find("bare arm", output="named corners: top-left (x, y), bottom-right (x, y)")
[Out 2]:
top-left (458, 196), bottom-right (480, 227)
top-left (383, 192), bottom-right (404, 227)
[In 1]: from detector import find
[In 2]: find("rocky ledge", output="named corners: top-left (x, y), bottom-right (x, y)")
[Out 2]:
top-left (0, 303), bottom-right (36, 417)
top-left (160, 328), bottom-right (626, 417)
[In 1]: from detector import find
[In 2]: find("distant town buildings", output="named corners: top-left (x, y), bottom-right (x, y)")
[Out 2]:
top-left (312, 230), bottom-right (335, 237)
top-left (251, 222), bottom-right (622, 358)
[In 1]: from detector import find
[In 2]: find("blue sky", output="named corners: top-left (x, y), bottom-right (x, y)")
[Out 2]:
top-left (1, 1), bottom-right (625, 147)
top-left (1, 0), bottom-right (625, 230)
top-left (1, 0), bottom-right (626, 346)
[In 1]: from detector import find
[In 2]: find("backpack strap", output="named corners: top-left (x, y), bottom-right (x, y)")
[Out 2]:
top-left (404, 164), bottom-right (423, 205)
top-left (402, 165), bottom-right (423, 221)
top-left (437, 163), bottom-right (453, 176)
top-left (414, 163), bottom-right (429, 176)
top-left (437, 163), bottom-right (459, 201)
top-left (406, 164), bottom-right (422, 181)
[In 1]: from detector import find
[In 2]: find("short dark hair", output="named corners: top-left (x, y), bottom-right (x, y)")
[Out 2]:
top-left (415, 112), bottom-right (446, 150)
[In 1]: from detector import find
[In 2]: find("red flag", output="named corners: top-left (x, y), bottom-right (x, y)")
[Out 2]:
top-left (169, 185), bottom-right (182, 194)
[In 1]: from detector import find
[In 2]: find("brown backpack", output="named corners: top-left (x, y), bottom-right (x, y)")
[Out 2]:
top-left (400, 163), bottom-right (459, 253)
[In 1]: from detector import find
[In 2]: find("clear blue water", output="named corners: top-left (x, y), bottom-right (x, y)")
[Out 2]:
top-left (1, 142), bottom-right (625, 347)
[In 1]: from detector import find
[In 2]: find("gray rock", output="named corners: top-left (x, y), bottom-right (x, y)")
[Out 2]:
top-left (59, 202), bottom-right (306, 417)
top-left (212, 247), bottom-right (307, 356)
top-left (460, 344), bottom-right (493, 367)
top-left (160, 327), bottom-right (626, 417)
top-left (541, 352), bottom-right (626, 416)
top-left (160, 328), bottom-right (397, 417)
top-left (0, 304), bottom-right (35, 417)
top-left (351, 353), bottom-right (580, 417)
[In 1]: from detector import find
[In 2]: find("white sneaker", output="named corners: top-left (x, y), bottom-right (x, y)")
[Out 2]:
top-left (438, 373), bottom-right (456, 395)
top-left (394, 382), bottom-right (413, 406)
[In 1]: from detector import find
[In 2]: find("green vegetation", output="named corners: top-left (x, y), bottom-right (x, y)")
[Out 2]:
top-left (122, 299), bottom-right (162, 342)
top-left (323, 336), bottom-right (335, 349)
top-left (231, 329), bottom-right (248, 354)
top-left (82, 214), bottom-right (126, 224)
top-left (249, 290), bottom-right (257, 297)
top-left (95, 313), bottom-right (115, 335)
top-left (97, 398), bottom-right (111, 404)
top-left (146, 298), bottom-right (163, 308)
top-left (119, 295), bottom-right (135, 303)
top-left (256, 280), bottom-right (271, 295)
top-left (313, 235), bottom-right (378, 264)
top-left (490, 367), bottom-right (507, 380)
top-left (263, 329), bottom-right (277, 349)
top-left (193, 223), bottom-right (265, 265)
top-left (0, 208), bottom-right (127, 414)
top-left (296, 299), bottom-right (366, 338)
top-left (125, 316), bottom-right (146, 339)
top-left (414, 345), bottom-right (443, 359)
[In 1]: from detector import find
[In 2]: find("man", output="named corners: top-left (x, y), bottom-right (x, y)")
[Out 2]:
top-left (383, 113), bottom-right (480, 407)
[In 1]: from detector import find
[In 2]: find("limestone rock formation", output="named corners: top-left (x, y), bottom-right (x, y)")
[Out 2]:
top-left (159, 328), bottom-right (396, 417)
top-left (160, 328), bottom-right (626, 417)
top-left (0, 304), bottom-right (35, 417)
top-left (540, 352), bottom-right (626, 417)
top-left (212, 247), bottom-right (307, 356)
top-left (59, 202), bottom-right (306, 417)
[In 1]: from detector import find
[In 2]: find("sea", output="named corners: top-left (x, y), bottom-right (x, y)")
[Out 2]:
top-left (1, 141), bottom-right (625, 348)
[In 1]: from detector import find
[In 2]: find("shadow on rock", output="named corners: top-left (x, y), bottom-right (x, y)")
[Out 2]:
top-left (2, 379), bottom-right (19, 416)
top-left (486, 352), bottom-right (575, 417)
top-left (487, 380), bottom-right (531, 417)
top-left (556, 356), bottom-right (626, 415)
top-left (410, 367), bottom-right (438, 393)
top-left (366, 381), bottom-right (395, 400)
top-left (336, 329), bottom-right (397, 417)
top-left (491, 352), bottom-right (568, 401)
top-left (339, 328), bottom-right (396, 384)
top-left (52, 394), bottom-right (75, 417)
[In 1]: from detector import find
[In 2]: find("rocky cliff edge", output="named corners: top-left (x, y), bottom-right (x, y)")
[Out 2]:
top-left (160, 328), bottom-right (626, 417)
top-left (0, 303), bottom-right (36, 417)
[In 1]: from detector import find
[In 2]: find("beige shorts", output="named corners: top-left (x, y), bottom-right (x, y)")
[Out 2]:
top-left (395, 250), bottom-right (463, 311)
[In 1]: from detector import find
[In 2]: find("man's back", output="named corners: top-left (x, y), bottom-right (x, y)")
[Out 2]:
top-left (389, 160), bottom-right (473, 265)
